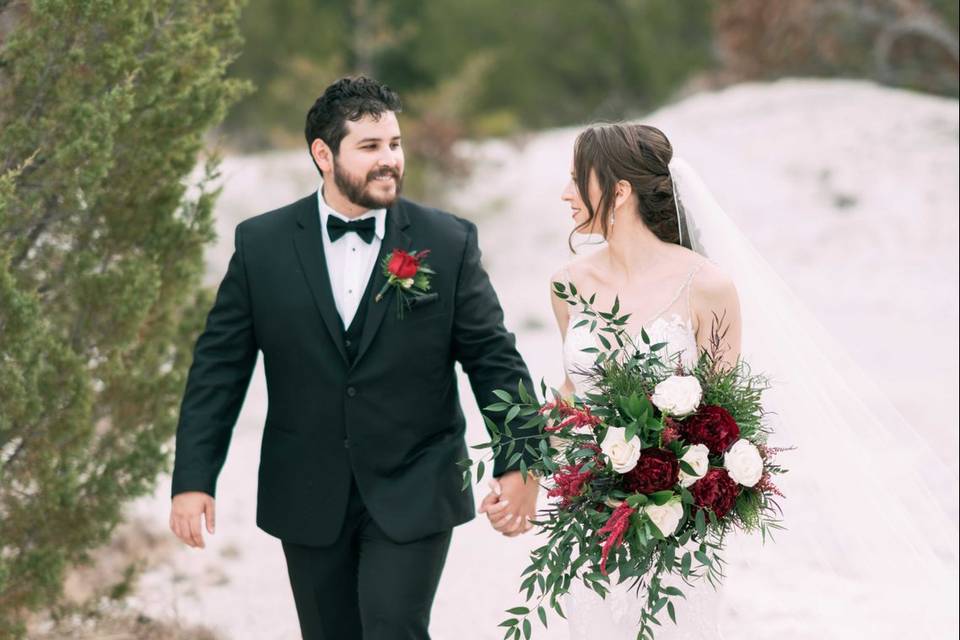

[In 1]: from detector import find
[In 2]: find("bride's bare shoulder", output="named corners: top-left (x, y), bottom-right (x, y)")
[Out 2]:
top-left (549, 256), bottom-right (599, 327)
top-left (550, 252), bottom-right (603, 290)
top-left (689, 257), bottom-right (739, 309)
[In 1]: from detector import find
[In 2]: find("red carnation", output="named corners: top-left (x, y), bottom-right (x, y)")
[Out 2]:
top-left (679, 405), bottom-right (740, 455)
top-left (622, 447), bottom-right (679, 494)
top-left (690, 468), bottom-right (740, 518)
top-left (387, 249), bottom-right (426, 279)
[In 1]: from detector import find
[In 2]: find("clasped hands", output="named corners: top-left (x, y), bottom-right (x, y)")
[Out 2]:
top-left (477, 469), bottom-right (540, 537)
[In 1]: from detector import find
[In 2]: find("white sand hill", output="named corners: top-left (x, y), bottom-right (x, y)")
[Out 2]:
top-left (127, 79), bottom-right (959, 639)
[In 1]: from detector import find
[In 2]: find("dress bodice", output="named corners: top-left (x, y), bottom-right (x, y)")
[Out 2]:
top-left (562, 263), bottom-right (703, 395)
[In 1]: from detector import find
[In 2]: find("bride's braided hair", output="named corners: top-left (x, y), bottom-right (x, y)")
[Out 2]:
top-left (570, 123), bottom-right (680, 251)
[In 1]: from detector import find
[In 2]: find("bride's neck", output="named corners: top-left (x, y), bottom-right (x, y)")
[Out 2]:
top-left (604, 208), bottom-right (668, 278)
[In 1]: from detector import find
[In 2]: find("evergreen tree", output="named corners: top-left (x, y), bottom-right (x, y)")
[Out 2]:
top-left (0, 2), bottom-right (248, 636)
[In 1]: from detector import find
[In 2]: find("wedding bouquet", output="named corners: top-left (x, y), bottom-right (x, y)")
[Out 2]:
top-left (463, 282), bottom-right (789, 640)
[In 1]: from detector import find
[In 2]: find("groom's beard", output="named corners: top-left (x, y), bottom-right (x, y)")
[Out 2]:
top-left (332, 161), bottom-right (403, 210)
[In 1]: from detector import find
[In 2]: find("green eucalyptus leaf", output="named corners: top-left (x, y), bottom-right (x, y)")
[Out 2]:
top-left (626, 494), bottom-right (649, 508)
top-left (650, 490), bottom-right (674, 506)
top-left (695, 508), bottom-right (706, 536)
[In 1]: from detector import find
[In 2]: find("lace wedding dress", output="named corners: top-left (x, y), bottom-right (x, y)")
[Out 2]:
top-left (561, 261), bottom-right (724, 640)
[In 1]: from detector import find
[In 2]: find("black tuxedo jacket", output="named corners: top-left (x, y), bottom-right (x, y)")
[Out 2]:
top-left (171, 193), bottom-right (535, 545)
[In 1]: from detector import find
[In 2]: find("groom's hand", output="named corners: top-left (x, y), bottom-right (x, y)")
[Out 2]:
top-left (170, 491), bottom-right (216, 549)
top-left (478, 471), bottom-right (538, 537)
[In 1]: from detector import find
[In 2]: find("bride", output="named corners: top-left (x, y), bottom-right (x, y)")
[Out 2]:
top-left (552, 123), bottom-right (730, 639)
top-left (481, 121), bottom-right (958, 639)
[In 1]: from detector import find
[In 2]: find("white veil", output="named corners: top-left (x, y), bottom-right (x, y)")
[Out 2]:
top-left (669, 158), bottom-right (959, 638)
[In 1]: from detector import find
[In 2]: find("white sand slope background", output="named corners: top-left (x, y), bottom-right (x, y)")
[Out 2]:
top-left (126, 79), bottom-right (959, 639)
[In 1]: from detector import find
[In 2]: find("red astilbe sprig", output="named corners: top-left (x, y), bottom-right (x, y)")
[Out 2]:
top-left (539, 399), bottom-right (602, 433)
top-left (547, 462), bottom-right (595, 508)
top-left (597, 502), bottom-right (637, 575)
top-left (755, 444), bottom-right (792, 498)
top-left (756, 471), bottom-right (785, 498)
top-left (757, 444), bottom-right (793, 460)
top-left (661, 417), bottom-right (681, 445)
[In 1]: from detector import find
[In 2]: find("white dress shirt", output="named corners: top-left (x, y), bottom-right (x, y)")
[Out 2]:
top-left (317, 184), bottom-right (386, 328)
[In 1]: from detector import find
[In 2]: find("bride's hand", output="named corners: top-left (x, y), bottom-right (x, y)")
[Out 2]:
top-left (478, 472), bottom-right (538, 537)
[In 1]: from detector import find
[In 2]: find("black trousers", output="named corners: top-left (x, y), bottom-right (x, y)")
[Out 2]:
top-left (281, 477), bottom-right (452, 640)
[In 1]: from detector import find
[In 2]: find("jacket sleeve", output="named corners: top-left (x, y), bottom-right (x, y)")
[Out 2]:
top-left (451, 221), bottom-right (538, 477)
top-left (171, 225), bottom-right (258, 497)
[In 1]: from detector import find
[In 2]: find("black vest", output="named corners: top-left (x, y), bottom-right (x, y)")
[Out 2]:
top-left (343, 268), bottom-right (377, 364)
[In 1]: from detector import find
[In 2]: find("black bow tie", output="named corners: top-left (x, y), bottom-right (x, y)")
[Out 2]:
top-left (326, 215), bottom-right (376, 244)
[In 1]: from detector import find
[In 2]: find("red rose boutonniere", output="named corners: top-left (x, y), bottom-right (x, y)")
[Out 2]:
top-left (375, 248), bottom-right (434, 318)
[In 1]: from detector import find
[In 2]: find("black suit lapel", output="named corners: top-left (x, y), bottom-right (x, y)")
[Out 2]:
top-left (292, 193), bottom-right (349, 364)
top-left (353, 200), bottom-right (411, 367)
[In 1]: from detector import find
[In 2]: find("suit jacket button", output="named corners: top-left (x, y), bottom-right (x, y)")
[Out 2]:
top-left (343, 438), bottom-right (350, 449)
top-left (346, 386), bottom-right (357, 397)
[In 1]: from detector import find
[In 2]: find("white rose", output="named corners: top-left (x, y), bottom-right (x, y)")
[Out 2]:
top-left (651, 375), bottom-right (702, 417)
top-left (644, 499), bottom-right (684, 536)
top-left (724, 439), bottom-right (764, 487)
top-left (400, 277), bottom-right (415, 289)
top-left (679, 443), bottom-right (710, 488)
top-left (600, 427), bottom-right (642, 474)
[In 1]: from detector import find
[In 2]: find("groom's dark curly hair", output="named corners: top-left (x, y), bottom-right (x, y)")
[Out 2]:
top-left (304, 76), bottom-right (402, 170)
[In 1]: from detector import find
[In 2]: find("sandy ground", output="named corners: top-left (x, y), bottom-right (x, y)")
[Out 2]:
top-left (125, 79), bottom-right (959, 639)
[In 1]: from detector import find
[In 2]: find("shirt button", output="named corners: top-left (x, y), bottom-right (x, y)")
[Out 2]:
top-left (346, 386), bottom-right (357, 397)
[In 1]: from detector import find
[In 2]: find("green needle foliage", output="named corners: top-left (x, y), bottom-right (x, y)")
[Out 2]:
top-left (0, 1), bottom-right (249, 636)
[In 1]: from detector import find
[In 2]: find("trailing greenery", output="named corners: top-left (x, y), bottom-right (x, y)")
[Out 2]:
top-left (0, 1), bottom-right (248, 636)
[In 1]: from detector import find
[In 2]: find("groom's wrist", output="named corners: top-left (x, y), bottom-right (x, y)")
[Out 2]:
top-left (171, 469), bottom-right (217, 499)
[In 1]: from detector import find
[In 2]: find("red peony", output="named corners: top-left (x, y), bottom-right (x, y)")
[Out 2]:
top-left (679, 405), bottom-right (741, 455)
top-left (387, 249), bottom-right (423, 279)
top-left (622, 447), bottom-right (679, 494)
top-left (690, 468), bottom-right (740, 518)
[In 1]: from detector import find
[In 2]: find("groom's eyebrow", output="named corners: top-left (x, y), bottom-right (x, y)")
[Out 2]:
top-left (356, 136), bottom-right (402, 144)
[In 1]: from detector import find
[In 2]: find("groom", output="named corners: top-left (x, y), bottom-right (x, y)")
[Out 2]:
top-left (168, 76), bottom-right (540, 639)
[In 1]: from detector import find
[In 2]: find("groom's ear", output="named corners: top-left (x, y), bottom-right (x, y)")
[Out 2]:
top-left (311, 138), bottom-right (334, 175)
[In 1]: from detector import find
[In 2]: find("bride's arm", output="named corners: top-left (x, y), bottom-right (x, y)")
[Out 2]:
top-left (690, 261), bottom-right (742, 370)
top-left (549, 270), bottom-right (577, 400)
